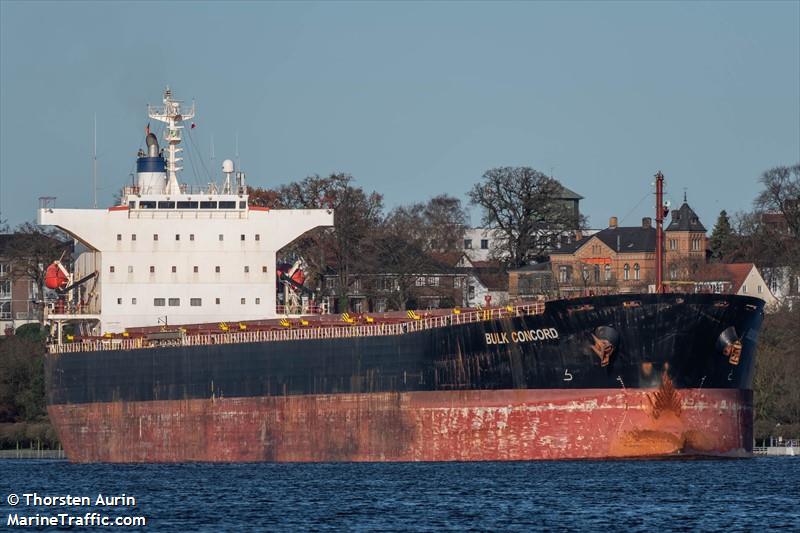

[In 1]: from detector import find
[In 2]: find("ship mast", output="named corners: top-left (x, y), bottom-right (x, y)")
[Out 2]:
top-left (655, 171), bottom-right (665, 294)
top-left (147, 87), bottom-right (195, 195)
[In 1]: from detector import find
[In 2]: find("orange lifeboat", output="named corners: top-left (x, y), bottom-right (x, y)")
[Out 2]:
top-left (44, 262), bottom-right (69, 290)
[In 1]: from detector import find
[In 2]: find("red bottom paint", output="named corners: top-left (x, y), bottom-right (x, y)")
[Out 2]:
top-left (49, 386), bottom-right (752, 463)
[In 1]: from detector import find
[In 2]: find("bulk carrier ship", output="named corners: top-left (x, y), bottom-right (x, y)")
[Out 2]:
top-left (38, 89), bottom-right (764, 462)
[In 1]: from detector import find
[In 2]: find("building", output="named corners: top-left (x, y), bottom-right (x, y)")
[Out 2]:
top-left (508, 262), bottom-right (555, 301)
top-left (457, 257), bottom-right (509, 307)
top-left (693, 263), bottom-right (778, 308)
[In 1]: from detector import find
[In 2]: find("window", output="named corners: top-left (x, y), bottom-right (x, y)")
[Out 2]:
top-left (240, 298), bottom-right (246, 305)
top-left (0, 280), bottom-right (10, 298)
top-left (480, 239), bottom-right (489, 250)
top-left (255, 298), bottom-right (261, 305)
top-left (255, 234), bottom-right (260, 241)
top-left (219, 234), bottom-right (224, 241)
top-left (757, 285), bottom-right (762, 294)
top-left (634, 263), bottom-right (640, 281)
top-left (594, 265), bottom-right (600, 283)
top-left (669, 239), bottom-right (676, 250)
top-left (168, 298), bottom-right (180, 306)
top-left (464, 239), bottom-right (473, 249)
top-left (175, 234), bottom-right (180, 241)
top-left (240, 234), bottom-right (245, 241)
top-left (0, 301), bottom-right (10, 319)
top-left (131, 234), bottom-right (137, 241)
top-left (325, 278), bottom-right (336, 289)
top-left (153, 234), bottom-right (159, 241)
top-left (171, 266), bottom-right (177, 273)
top-left (149, 266), bottom-right (155, 273)
top-left (669, 264), bottom-right (677, 281)
top-left (623, 264), bottom-right (630, 281)
top-left (559, 266), bottom-right (569, 283)
top-left (116, 234), bottom-right (122, 241)
top-left (454, 277), bottom-right (462, 288)
top-left (128, 266), bottom-right (133, 273)
top-left (215, 266), bottom-right (221, 273)
top-left (742, 284), bottom-right (747, 293)
top-left (215, 298), bottom-right (221, 304)
top-left (244, 266), bottom-right (249, 273)
top-left (132, 298), bottom-right (137, 305)
top-left (262, 266), bottom-right (268, 273)
top-left (416, 277), bottom-right (426, 287)
top-left (189, 234), bottom-right (195, 241)
top-left (109, 266), bottom-right (115, 273)
top-left (190, 298), bottom-right (202, 307)
top-left (427, 277), bottom-right (439, 286)
top-left (154, 298), bottom-right (165, 306)
top-left (193, 266), bottom-right (199, 273)
top-left (605, 265), bottom-right (612, 281)
top-left (0, 263), bottom-right (7, 277)
top-left (117, 298), bottom-right (122, 305)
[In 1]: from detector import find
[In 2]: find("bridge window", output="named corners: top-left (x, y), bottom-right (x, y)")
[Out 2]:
top-left (200, 201), bottom-right (217, 209)
top-left (168, 298), bottom-right (180, 306)
top-left (157, 201), bottom-right (175, 209)
top-left (140, 201), bottom-right (156, 209)
top-left (176, 201), bottom-right (198, 209)
top-left (219, 201), bottom-right (236, 209)
top-left (154, 298), bottom-right (165, 306)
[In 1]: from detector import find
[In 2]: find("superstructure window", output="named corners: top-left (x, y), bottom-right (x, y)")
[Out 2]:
top-left (241, 298), bottom-right (246, 305)
top-left (175, 234), bottom-right (180, 241)
top-left (244, 266), bottom-right (250, 273)
top-left (219, 201), bottom-right (236, 209)
top-left (200, 201), bottom-right (217, 209)
top-left (158, 201), bottom-right (175, 209)
top-left (255, 234), bottom-right (260, 241)
top-left (117, 298), bottom-right (122, 305)
top-left (215, 266), bottom-right (221, 273)
top-left (132, 234), bottom-right (137, 241)
top-left (171, 266), bottom-right (177, 273)
top-left (215, 298), bottom-right (221, 304)
top-left (190, 298), bottom-right (202, 307)
top-left (116, 234), bottom-right (122, 241)
top-left (262, 266), bottom-right (267, 273)
top-left (109, 266), bottom-right (115, 273)
top-left (218, 234), bottom-right (224, 241)
top-left (255, 298), bottom-right (261, 304)
top-left (140, 201), bottom-right (156, 209)
top-left (193, 266), bottom-right (199, 273)
top-left (239, 201), bottom-right (246, 209)
top-left (189, 234), bottom-right (195, 241)
top-left (128, 266), bottom-right (133, 273)
top-left (241, 234), bottom-right (245, 241)
top-left (132, 298), bottom-right (137, 305)
top-left (153, 234), bottom-right (159, 241)
top-left (150, 266), bottom-right (155, 273)
top-left (168, 298), bottom-right (180, 306)
top-left (154, 298), bottom-right (165, 306)
top-left (177, 201), bottom-right (198, 209)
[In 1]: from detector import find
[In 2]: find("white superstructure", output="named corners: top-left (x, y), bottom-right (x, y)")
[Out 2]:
top-left (38, 88), bottom-right (333, 334)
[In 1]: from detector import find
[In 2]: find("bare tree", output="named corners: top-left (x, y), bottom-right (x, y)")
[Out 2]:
top-left (469, 167), bottom-right (584, 268)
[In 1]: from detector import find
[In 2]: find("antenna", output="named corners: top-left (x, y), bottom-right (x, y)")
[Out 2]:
top-left (93, 113), bottom-right (97, 208)
top-left (210, 133), bottom-right (215, 171)
top-left (235, 131), bottom-right (240, 170)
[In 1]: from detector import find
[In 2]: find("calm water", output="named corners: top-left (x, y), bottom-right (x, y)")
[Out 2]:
top-left (1, 458), bottom-right (798, 531)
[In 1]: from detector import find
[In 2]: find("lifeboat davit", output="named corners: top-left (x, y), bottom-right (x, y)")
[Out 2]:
top-left (276, 264), bottom-right (306, 286)
top-left (44, 263), bottom-right (69, 290)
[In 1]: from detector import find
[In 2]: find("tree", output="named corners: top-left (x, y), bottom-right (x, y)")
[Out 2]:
top-left (3, 223), bottom-right (71, 323)
top-left (270, 174), bottom-right (384, 312)
top-left (469, 167), bottom-right (583, 268)
top-left (755, 164), bottom-right (800, 237)
top-left (708, 210), bottom-right (737, 262)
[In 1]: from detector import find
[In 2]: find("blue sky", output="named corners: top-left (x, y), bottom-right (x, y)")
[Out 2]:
top-left (1, 1), bottom-right (798, 230)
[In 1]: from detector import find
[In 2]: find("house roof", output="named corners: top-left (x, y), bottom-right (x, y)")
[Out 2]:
top-left (694, 262), bottom-right (755, 292)
top-left (666, 202), bottom-right (706, 232)
top-left (550, 226), bottom-right (656, 255)
top-left (554, 184), bottom-right (583, 201)
top-left (471, 263), bottom-right (509, 291)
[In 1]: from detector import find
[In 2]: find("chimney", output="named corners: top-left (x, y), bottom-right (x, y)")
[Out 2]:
top-left (574, 229), bottom-right (583, 241)
top-left (642, 217), bottom-right (652, 229)
top-left (609, 216), bottom-right (618, 228)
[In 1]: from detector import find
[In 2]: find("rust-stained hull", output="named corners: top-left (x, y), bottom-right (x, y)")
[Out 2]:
top-left (50, 387), bottom-right (752, 463)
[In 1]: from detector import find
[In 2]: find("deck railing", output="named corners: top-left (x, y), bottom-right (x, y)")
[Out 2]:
top-left (48, 302), bottom-right (546, 355)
